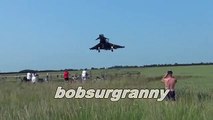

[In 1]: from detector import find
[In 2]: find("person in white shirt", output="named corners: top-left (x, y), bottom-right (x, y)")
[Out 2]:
top-left (81, 69), bottom-right (88, 81)
top-left (31, 73), bottom-right (37, 83)
top-left (27, 72), bottom-right (32, 81)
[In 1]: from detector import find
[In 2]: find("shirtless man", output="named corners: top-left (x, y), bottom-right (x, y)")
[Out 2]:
top-left (161, 71), bottom-right (177, 101)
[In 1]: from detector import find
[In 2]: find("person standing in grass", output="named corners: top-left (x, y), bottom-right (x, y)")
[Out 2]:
top-left (45, 73), bottom-right (49, 81)
top-left (63, 70), bottom-right (69, 81)
top-left (161, 71), bottom-right (177, 101)
top-left (81, 69), bottom-right (88, 81)
top-left (26, 72), bottom-right (32, 81)
top-left (31, 73), bottom-right (37, 83)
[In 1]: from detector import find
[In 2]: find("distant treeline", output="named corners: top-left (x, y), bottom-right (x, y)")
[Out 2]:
top-left (18, 69), bottom-right (78, 73)
top-left (0, 69), bottom-right (78, 75)
top-left (95, 62), bottom-right (213, 69)
top-left (1, 62), bottom-right (213, 74)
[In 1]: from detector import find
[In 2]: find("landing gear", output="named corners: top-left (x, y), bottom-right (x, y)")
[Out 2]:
top-left (98, 47), bottom-right (100, 52)
top-left (111, 46), bottom-right (114, 52)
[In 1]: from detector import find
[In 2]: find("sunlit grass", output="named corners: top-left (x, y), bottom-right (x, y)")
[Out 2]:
top-left (0, 65), bottom-right (213, 120)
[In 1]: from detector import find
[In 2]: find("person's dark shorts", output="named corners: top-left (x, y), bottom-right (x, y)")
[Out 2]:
top-left (23, 77), bottom-right (31, 82)
top-left (64, 78), bottom-right (69, 81)
top-left (167, 91), bottom-right (176, 101)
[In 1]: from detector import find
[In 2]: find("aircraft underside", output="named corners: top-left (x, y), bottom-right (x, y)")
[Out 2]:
top-left (98, 44), bottom-right (114, 52)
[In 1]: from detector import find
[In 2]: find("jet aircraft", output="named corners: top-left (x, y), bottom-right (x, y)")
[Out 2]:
top-left (90, 34), bottom-right (125, 52)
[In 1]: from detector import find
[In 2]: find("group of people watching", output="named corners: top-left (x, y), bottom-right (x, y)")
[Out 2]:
top-left (24, 72), bottom-right (49, 83)
top-left (64, 69), bottom-right (177, 101)
top-left (24, 69), bottom-right (177, 101)
top-left (26, 72), bottom-right (39, 83)
top-left (63, 69), bottom-right (89, 82)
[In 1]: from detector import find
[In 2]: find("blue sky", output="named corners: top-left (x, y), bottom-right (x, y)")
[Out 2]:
top-left (0, 0), bottom-right (212, 72)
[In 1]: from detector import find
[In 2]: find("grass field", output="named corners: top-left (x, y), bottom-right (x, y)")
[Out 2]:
top-left (0, 65), bottom-right (213, 120)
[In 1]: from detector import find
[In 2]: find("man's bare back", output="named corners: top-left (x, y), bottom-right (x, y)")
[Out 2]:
top-left (163, 77), bottom-right (177, 91)
top-left (161, 71), bottom-right (177, 101)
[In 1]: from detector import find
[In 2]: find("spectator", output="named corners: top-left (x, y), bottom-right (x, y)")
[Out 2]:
top-left (27, 72), bottom-right (32, 81)
top-left (161, 71), bottom-right (177, 101)
top-left (81, 69), bottom-right (88, 81)
top-left (31, 73), bottom-right (37, 83)
top-left (64, 70), bottom-right (69, 81)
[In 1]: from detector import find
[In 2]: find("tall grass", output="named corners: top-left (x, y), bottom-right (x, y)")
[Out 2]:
top-left (0, 65), bottom-right (213, 120)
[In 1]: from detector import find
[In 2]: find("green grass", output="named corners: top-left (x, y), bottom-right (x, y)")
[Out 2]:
top-left (0, 65), bottom-right (213, 120)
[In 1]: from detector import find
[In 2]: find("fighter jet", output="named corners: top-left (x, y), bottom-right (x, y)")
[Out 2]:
top-left (90, 34), bottom-right (125, 52)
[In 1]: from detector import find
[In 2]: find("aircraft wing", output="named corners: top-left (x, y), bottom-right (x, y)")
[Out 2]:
top-left (90, 43), bottom-right (101, 50)
top-left (110, 43), bottom-right (125, 49)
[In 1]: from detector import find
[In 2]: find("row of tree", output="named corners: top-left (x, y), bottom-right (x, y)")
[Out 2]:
top-left (95, 62), bottom-right (213, 69)
top-left (1, 62), bottom-right (213, 74)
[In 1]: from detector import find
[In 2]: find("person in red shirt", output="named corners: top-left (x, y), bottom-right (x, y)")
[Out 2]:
top-left (63, 70), bottom-right (69, 81)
